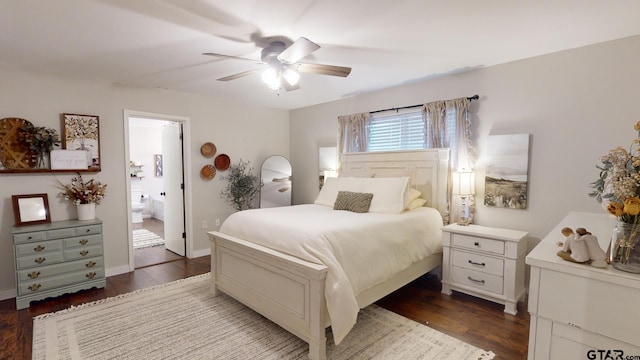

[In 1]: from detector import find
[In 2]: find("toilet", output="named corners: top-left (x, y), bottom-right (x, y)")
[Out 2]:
top-left (131, 190), bottom-right (145, 223)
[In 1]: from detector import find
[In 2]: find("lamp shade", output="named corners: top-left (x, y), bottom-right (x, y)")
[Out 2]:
top-left (452, 170), bottom-right (474, 195)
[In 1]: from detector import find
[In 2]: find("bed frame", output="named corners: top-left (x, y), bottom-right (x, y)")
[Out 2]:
top-left (208, 149), bottom-right (450, 360)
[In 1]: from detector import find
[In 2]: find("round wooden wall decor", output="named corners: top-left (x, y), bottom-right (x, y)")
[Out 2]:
top-left (200, 164), bottom-right (216, 180)
top-left (214, 154), bottom-right (230, 171)
top-left (0, 118), bottom-right (37, 169)
top-left (200, 142), bottom-right (216, 158)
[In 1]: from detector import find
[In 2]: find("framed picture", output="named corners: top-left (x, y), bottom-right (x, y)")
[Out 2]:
top-left (12, 193), bottom-right (51, 226)
top-left (154, 154), bottom-right (163, 177)
top-left (62, 113), bottom-right (101, 171)
top-left (484, 134), bottom-right (530, 209)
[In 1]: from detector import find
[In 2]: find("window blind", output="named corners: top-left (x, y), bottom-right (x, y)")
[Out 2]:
top-left (368, 111), bottom-right (424, 152)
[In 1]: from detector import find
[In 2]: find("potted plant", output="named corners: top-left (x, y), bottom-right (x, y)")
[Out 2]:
top-left (220, 160), bottom-right (262, 211)
top-left (56, 173), bottom-right (107, 220)
top-left (20, 124), bottom-right (61, 169)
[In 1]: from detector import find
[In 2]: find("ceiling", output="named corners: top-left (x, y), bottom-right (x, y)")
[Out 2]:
top-left (2, 1), bottom-right (640, 110)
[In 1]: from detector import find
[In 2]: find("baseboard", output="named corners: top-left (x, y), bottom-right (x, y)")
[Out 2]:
top-left (106, 264), bottom-right (132, 277)
top-left (190, 247), bottom-right (210, 259)
top-left (0, 288), bottom-right (17, 301)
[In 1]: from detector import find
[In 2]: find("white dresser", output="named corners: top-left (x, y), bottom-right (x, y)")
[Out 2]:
top-left (526, 211), bottom-right (640, 359)
top-left (441, 223), bottom-right (528, 315)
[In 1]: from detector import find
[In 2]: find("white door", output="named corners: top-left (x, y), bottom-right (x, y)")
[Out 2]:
top-left (162, 122), bottom-right (185, 256)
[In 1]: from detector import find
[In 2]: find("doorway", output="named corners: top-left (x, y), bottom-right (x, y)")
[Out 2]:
top-left (124, 111), bottom-right (192, 270)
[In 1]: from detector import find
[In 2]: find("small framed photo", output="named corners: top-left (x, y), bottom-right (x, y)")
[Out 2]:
top-left (62, 113), bottom-right (101, 171)
top-left (154, 154), bottom-right (163, 177)
top-left (12, 193), bottom-right (51, 226)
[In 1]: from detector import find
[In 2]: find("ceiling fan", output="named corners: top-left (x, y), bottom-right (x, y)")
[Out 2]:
top-left (203, 37), bottom-right (352, 91)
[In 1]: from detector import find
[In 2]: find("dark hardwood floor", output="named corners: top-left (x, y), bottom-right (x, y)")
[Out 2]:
top-left (133, 217), bottom-right (183, 268)
top-left (0, 256), bottom-right (528, 360)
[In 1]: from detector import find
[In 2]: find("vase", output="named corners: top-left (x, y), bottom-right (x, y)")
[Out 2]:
top-left (610, 221), bottom-right (640, 273)
top-left (36, 152), bottom-right (49, 169)
top-left (77, 203), bottom-right (96, 221)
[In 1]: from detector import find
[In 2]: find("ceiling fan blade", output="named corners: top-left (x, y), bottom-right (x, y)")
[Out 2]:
top-left (296, 63), bottom-right (352, 77)
top-left (277, 37), bottom-right (320, 64)
top-left (217, 68), bottom-right (262, 81)
top-left (282, 81), bottom-right (300, 92)
top-left (203, 52), bottom-right (262, 63)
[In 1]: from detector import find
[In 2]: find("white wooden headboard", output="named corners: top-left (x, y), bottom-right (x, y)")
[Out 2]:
top-left (340, 149), bottom-right (450, 220)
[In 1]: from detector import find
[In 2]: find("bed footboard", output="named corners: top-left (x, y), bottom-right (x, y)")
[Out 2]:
top-left (208, 231), bottom-right (329, 360)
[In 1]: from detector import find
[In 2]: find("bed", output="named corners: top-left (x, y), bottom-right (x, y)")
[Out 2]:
top-left (208, 149), bottom-right (450, 360)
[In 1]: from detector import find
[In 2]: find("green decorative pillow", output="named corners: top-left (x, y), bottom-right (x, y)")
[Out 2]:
top-left (333, 191), bottom-right (374, 213)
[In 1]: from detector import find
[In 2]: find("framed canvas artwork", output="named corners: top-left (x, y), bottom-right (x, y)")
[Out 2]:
top-left (484, 134), bottom-right (530, 209)
top-left (62, 113), bottom-right (101, 171)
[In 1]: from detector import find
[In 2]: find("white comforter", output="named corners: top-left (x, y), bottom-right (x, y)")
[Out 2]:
top-left (219, 204), bottom-right (443, 345)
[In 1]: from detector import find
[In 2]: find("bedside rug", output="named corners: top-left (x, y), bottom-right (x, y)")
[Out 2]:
top-left (33, 273), bottom-right (495, 360)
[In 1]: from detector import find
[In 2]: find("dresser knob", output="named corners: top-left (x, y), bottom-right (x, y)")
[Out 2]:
top-left (28, 271), bottom-right (41, 279)
top-left (474, 242), bottom-right (480, 246)
top-left (79, 239), bottom-right (89, 245)
top-left (86, 229), bottom-right (91, 233)
top-left (86, 272), bottom-right (97, 279)
top-left (28, 283), bottom-right (42, 291)
top-left (34, 257), bottom-right (46, 264)
top-left (34, 245), bottom-right (45, 252)
top-left (80, 250), bottom-right (89, 256)
top-left (86, 261), bottom-right (97, 268)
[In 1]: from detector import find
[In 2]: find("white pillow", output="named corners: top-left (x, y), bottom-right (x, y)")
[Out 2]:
top-left (314, 177), bottom-right (362, 207)
top-left (405, 188), bottom-right (422, 209)
top-left (406, 197), bottom-right (427, 210)
top-left (362, 177), bottom-right (410, 214)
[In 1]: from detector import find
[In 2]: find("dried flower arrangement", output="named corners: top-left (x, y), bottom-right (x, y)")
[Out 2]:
top-left (56, 173), bottom-right (107, 205)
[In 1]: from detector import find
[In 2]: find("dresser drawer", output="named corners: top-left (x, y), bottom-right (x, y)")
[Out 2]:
top-left (537, 269), bottom-right (639, 347)
top-left (47, 227), bottom-right (78, 239)
top-left (452, 249), bottom-right (504, 276)
top-left (64, 234), bottom-right (102, 249)
top-left (15, 240), bottom-right (63, 257)
top-left (16, 252), bottom-right (64, 269)
top-left (451, 267), bottom-right (503, 294)
top-left (13, 231), bottom-right (47, 244)
top-left (18, 268), bottom-right (105, 296)
top-left (64, 245), bottom-right (103, 260)
top-left (16, 257), bottom-right (104, 282)
top-left (75, 224), bottom-right (102, 236)
top-left (451, 234), bottom-right (505, 255)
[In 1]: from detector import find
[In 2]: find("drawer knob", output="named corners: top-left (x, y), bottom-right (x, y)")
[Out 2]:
top-left (86, 272), bottom-right (97, 279)
top-left (28, 271), bottom-right (41, 279)
top-left (79, 239), bottom-right (89, 245)
top-left (80, 250), bottom-right (89, 256)
top-left (474, 242), bottom-right (480, 246)
top-left (468, 260), bottom-right (486, 267)
top-left (34, 245), bottom-right (45, 252)
top-left (86, 229), bottom-right (91, 233)
top-left (34, 257), bottom-right (46, 264)
top-left (86, 261), bottom-right (97, 268)
top-left (28, 236), bottom-right (33, 240)
top-left (28, 283), bottom-right (42, 291)
top-left (468, 276), bottom-right (486, 284)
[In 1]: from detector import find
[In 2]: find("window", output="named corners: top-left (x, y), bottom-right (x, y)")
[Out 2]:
top-left (368, 108), bottom-right (461, 156)
top-left (367, 111), bottom-right (424, 152)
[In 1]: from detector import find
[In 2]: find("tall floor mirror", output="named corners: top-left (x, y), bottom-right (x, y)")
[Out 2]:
top-left (260, 155), bottom-right (292, 208)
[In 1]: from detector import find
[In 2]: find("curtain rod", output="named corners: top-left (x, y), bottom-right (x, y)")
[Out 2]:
top-left (369, 94), bottom-right (479, 114)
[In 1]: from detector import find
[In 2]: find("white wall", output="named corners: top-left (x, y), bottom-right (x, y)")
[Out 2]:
top-left (290, 35), bottom-right (640, 245)
top-left (0, 65), bottom-right (289, 298)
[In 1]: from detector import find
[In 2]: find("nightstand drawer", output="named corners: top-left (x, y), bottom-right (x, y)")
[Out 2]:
top-left (451, 267), bottom-right (503, 294)
top-left (452, 249), bottom-right (504, 276)
top-left (452, 234), bottom-right (505, 255)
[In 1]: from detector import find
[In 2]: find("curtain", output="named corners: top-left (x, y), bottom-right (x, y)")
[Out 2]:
top-left (422, 97), bottom-right (476, 224)
top-left (337, 112), bottom-right (371, 155)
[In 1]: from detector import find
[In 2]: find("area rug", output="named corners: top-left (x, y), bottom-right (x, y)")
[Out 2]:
top-left (132, 229), bottom-right (164, 249)
top-left (32, 273), bottom-right (495, 360)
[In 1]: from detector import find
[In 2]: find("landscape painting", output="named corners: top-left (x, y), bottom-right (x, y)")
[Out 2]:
top-left (484, 134), bottom-right (530, 209)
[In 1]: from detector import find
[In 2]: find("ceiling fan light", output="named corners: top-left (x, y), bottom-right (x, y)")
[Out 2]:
top-left (261, 67), bottom-right (281, 90)
top-left (283, 68), bottom-right (300, 86)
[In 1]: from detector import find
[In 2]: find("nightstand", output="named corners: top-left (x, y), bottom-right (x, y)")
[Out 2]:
top-left (441, 223), bottom-right (528, 315)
